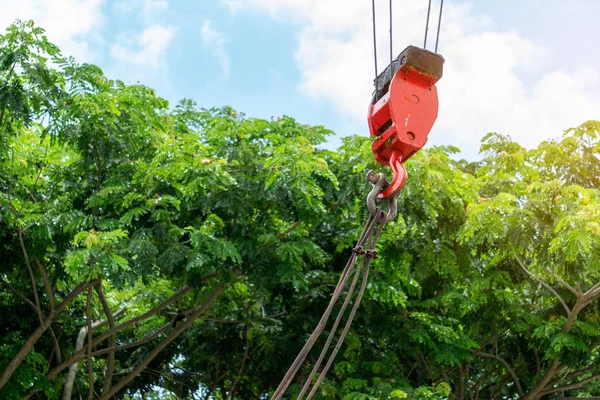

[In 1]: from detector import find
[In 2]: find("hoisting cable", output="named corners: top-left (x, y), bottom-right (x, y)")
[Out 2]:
top-left (272, 170), bottom-right (397, 399)
top-left (302, 217), bottom-right (387, 400)
top-left (435, 0), bottom-right (444, 53)
top-left (423, 0), bottom-right (432, 48)
top-left (371, 0), bottom-right (378, 81)
top-left (389, 0), bottom-right (393, 79)
top-left (271, 210), bottom-right (382, 399)
top-left (296, 210), bottom-right (386, 399)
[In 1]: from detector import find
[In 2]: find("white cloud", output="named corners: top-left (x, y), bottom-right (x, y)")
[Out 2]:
top-left (113, 0), bottom-right (168, 15)
top-left (221, 0), bottom-right (600, 158)
top-left (200, 20), bottom-right (230, 78)
top-left (111, 24), bottom-right (175, 67)
top-left (0, 0), bottom-right (104, 61)
top-left (142, 0), bottom-right (168, 13)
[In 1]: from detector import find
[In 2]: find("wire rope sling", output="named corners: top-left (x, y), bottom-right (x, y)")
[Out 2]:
top-left (272, 1), bottom-right (445, 398)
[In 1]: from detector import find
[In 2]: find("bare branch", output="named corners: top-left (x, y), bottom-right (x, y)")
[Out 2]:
top-left (539, 372), bottom-right (600, 396)
top-left (0, 277), bottom-right (62, 364)
top-left (420, 354), bottom-right (435, 383)
top-left (91, 324), bottom-right (171, 357)
top-left (48, 326), bottom-right (62, 364)
top-left (98, 286), bottom-right (224, 400)
top-left (0, 278), bottom-right (99, 391)
top-left (585, 281), bottom-right (600, 297)
top-left (469, 349), bottom-right (524, 395)
top-left (547, 365), bottom-right (595, 389)
top-left (41, 286), bottom-right (193, 384)
top-left (95, 283), bottom-right (116, 395)
top-left (0, 276), bottom-right (37, 311)
top-left (34, 257), bottom-right (55, 310)
top-left (28, 276), bottom-right (218, 396)
top-left (63, 307), bottom-right (126, 400)
top-left (18, 229), bottom-right (44, 324)
top-left (515, 256), bottom-right (571, 314)
top-left (545, 267), bottom-right (578, 296)
top-left (89, 274), bottom-right (217, 347)
top-left (86, 287), bottom-right (94, 400)
top-left (277, 221), bottom-right (303, 240)
top-left (227, 289), bottom-right (256, 400)
top-left (582, 282), bottom-right (600, 308)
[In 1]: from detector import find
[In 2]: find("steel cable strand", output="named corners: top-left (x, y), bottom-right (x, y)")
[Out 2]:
top-left (435, 0), bottom-right (445, 53)
top-left (371, 0), bottom-right (378, 82)
top-left (296, 254), bottom-right (368, 398)
top-left (272, 214), bottom-right (378, 400)
top-left (304, 212), bottom-right (387, 399)
top-left (424, 0), bottom-right (432, 48)
top-left (305, 261), bottom-right (372, 399)
top-left (389, 0), bottom-right (393, 76)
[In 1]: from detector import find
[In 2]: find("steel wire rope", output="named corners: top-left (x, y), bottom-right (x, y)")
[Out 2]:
top-left (271, 214), bottom-right (379, 400)
top-left (424, 0), bottom-right (432, 48)
top-left (296, 246), bottom-right (370, 398)
top-left (372, 0), bottom-right (378, 83)
top-left (435, 0), bottom-right (445, 53)
top-left (304, 212), bottom-right (388, 400)
top-left (389, 0), bottom-right (393, 80)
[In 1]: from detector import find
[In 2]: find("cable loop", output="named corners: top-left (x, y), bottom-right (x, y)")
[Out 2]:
top-left (365, 250), bottom-right (378, 259)
top-left (352, 246), bottom-right (366, 255)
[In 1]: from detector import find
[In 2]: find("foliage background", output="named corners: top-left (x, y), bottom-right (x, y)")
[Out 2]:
top-left (1, 21), bottom-right (599, 400)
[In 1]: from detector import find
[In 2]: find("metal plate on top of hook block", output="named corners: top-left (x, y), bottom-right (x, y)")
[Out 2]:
top-left (373, 46), bottom-right (444, 103)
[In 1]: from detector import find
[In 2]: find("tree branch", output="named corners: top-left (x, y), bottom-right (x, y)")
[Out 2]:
top-left (515, 256), bottom-right (571, 314)
top-left (91, 323), bottom-right (171, 358)
top-left (585, 281), bottom-right (600, 298)
top-left (420, 354), bottom-right (435, 383)
top-left (545, 267), bottom-right (578, 296)
top-left (18, 229), bottom-right (44, 324)
top-left (48, 326), bottom-right (62, 364)
top-left (582, 282), bottom-right (600, 308)
top-left (0, 277), bottom-right (62, 364)
top-left (34, 257), bottom-right (55, 310)
top-left (538, 372), bottom-right (600, 396)
top-left (521, 298), bottom-right (584, 400)
top-left (0, 276), bottom-right (37, 311)
top-left (277, 221), bottom-right (303, 240)
top-left (95, 283), bottom-right (116, 395)
top-left (0, 278), bottom-right (99, 391)
top-left (28, 276), bottom-right (218, 396)
top-left (63, 307), bottom-right (125, 400)
top-left (61, 321), bottom-right (174, 385)
top-left (86, 287), bottom-right (94, 400)
top-left (469, 349), bottom-right (523, 395)
top-left (226, 290), bottom-right (255, 400)
top-left (40, 286), bottom-right (192, 385)
top-left (98, 285), bottom-right (224, 400)
top-left (547, 365), bottom-right (595, 389)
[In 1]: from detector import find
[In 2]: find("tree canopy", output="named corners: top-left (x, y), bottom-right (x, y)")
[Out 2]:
top-left (1, 20), bottom-right (600, 400)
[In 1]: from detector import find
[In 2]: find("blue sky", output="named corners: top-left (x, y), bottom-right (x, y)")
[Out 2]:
top-left (1, 0), bottom-right (599, 159)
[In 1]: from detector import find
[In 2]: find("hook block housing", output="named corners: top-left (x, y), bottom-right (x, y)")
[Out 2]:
top-left (367, 46), bottom-right (444, 198)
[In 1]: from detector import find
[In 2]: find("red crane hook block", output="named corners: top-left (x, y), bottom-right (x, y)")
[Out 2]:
top-left (367, 46), bottom-right (444, 199)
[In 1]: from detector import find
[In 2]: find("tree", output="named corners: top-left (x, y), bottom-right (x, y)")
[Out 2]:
top-left (0, 21), bottom-right (340, 399)
top-left (457, 122), bottom-right (600, 399)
